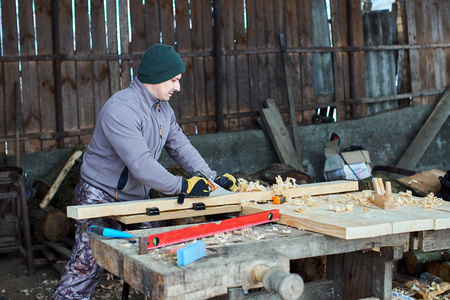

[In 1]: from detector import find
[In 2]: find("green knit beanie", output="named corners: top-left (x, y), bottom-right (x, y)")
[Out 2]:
top-left (137, 44), bottom-right (185, 84)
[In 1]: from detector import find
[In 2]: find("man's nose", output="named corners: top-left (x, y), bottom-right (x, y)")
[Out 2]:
top-left (173, 81), bottom-right (181, 92)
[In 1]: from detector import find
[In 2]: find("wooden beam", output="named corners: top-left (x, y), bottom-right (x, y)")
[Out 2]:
top-left (396, 86), bottom-right (450, 169)
top-left (66, 180), bottom-right (359, 220)
top-left (260, 99), bottom-right (302, 170)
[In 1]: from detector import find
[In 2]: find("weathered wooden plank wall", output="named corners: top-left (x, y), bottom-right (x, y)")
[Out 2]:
top-left (0, 0), bottom-right (449, 157)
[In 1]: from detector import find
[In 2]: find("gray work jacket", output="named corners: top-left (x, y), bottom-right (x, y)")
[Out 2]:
top-left (80, 78), bottom-right (216, 201)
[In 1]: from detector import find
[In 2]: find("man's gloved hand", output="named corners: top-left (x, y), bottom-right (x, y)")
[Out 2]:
top-left (214, 173), bottom-right (237, 192)
top-left (178, 176), bottom-right (210, 204)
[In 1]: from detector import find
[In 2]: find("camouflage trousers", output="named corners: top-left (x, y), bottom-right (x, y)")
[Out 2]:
top-left (50, 180), bottom-right (123, 299)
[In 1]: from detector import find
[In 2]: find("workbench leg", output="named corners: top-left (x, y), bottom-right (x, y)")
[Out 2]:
top-left (372, 247), bottom-right (394, 300)
top-left (121, 282), bottom-right (130, 300)
top-left (326, 253), bottom-right (343, 300)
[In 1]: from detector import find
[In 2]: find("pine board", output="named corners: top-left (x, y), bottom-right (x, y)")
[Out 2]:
top-left (67, 180), bottom-right (358, 220)
top-left (241, 193), bottom-right (450, 240)
top-left (389, 205), bottom-right (450, 230)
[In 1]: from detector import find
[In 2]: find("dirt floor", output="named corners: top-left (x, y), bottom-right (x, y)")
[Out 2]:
top-left (0, 251), bottom-right (145, 300)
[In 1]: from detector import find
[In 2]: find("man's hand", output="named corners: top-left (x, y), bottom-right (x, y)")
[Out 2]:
top-left (214, 173), bottom-right (237, 192)
top-left (178, 176), bottom-right (210, 204)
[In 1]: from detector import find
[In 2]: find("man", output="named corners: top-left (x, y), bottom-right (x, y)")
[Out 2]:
top-left (51, 44), bottom-right (236, 299)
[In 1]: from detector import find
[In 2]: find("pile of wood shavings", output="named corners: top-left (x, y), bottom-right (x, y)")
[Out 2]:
top-left (394, 190), bottom-right (445, 209)
top-left (235, 178), bottom-right (267, 192)
top-left (393, 280), bottom-right (450, 299)
top-left (271, 176), bottom-right (298, 201)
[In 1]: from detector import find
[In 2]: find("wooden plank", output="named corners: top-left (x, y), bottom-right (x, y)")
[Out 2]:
top-left (190, 0), bottom-right (207, 133)
top-left (160, 0), bottom-right (175, 46)
top-left (387, 205), bottom-right (450, 230)
top-left (118, 0), bottom-right (131, 90)
top-left (111, 205), bottom-right (242, 224)
top-left (397, 169), bottom-right (446, 196)
top-left (106, 1), bottom-right (121, 96)
top-left (298, 0), bottom-right (316, 123)
top-left (75, 0), bottom-right (94, 146)
top-left (90, 0), bottom-right (110, 122)
top-left (18, 0), bottom-right (41, 153)
top-left (59, 0), bottom-right (78, 147)
top-left (128, 0), bottom-right (145, 92)
top-left (442, 1), bottom-right (450, 88)
top-left (175, 0), bottom-right (195, 134)
top-left (35, 0), bottom-right (57, 151)
top-left (242, 202), bottom-right (434, 240)
top-left (200, 0), bottom-right (215, 133)
top-left (67, 180), bottom-right (359, 219)
top-left (260, 98), bottom-right (302, 170)
top-left (396, 88), bottom-right (450, 169)
top-left (241, 191), bottom-right (448, 239)
top-left (279, 34), bottom-right (304, 171)
top-left (419, 229), bottom-right (450, 252)
top-left (2, 0), bottom-right (20, 155)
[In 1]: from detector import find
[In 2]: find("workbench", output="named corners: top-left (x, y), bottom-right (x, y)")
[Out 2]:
top-left (91, 223), bottom-right (409, 300)
top-left (86, 185), bottom-right (450, 299)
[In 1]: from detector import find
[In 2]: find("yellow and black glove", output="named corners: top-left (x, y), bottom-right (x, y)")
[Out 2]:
top-left (214, 173), bottom-right (237, 192)
top-left (178, 176), bottom-right (210, 204)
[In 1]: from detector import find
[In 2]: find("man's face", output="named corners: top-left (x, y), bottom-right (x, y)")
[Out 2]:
top-left (147, 74), bottom-right (182, 101)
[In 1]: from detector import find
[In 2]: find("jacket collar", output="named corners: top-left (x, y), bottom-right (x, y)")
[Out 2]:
top-left (132, 77), bottom-right (160, 109)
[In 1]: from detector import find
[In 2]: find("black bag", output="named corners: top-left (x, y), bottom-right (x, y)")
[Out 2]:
top-left (439, 171), bottom-right (450, 201)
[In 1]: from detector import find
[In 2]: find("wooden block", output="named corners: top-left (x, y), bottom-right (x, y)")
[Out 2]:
top-left (371, 193), bottom-right (395, 210)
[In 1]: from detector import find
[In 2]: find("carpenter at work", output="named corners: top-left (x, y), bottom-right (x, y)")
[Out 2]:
top-left (50, 44), bottom-right (237, 299)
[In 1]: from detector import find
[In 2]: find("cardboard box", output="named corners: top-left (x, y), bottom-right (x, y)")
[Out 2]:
top-left (340, 150), bottom-right (371, 165)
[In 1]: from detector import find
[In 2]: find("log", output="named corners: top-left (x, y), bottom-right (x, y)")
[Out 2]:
top-left (439, 262), bottom-right (450, 282)
top-left (407, 250), bottom-right (445, 275)
top-left (426, 261), bottom-right (441, 277)
top-left (38, 149), bottom-right (83, 209)
top-left (28, 196), bottom-right (73, 242)
top-left (42, 209), bottom-right (72, 242)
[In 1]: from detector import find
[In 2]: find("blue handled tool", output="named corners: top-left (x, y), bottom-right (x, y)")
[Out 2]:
top-left (89, 225), bottom-right (135, 239)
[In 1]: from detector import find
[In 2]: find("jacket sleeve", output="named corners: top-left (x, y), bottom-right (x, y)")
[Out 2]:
top-left (101, 103), bottom-right (184, 195)
top-left (164, 112), bottom-right (217, 180)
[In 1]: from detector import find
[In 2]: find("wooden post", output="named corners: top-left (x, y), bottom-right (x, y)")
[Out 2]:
top-left (14, 82), bottom-right (20, 167)
top-left (372, 247), bottom-right (394, 300)
top-left (51, 0), bottom-right (64, 148)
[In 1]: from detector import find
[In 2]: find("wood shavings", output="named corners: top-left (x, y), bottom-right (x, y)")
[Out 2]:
top-left (272, 176), bottom-right (299, 201)
top-left (334, 204), bottom-right (354, 212)
top-left (395, 280), bottom-right (450, 300)
top-left (282, 229), bottom-right (291, 234)
top-left (408, 179), bottom-right (420, 185)
top-left (233, 227), bottom-right (252, 235)
top-left (394, 191), bottom-right (444, 209)
top-left (294, 208), bottom-right (312, 213)
top-left (236, 178), bottom-right (267, 192)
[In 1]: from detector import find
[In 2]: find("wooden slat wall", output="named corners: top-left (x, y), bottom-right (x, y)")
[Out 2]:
top-left (0, 0), bottom-right (449, 156)
top-left (406, 0), bottom-right (450, 105)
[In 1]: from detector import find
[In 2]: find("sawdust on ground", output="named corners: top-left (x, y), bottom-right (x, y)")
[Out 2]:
top-left (0, 252), bottom-right (145, 300)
